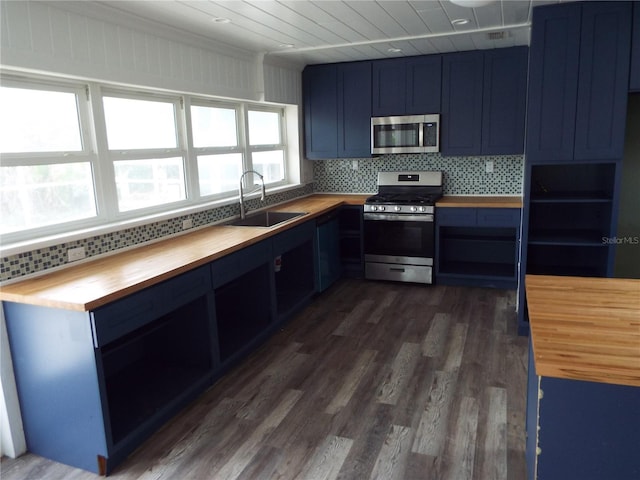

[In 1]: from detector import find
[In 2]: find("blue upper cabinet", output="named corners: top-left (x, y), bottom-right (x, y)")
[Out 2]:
top-left (631, 2), bottom-right (640, 92)
top-left (526, 3), bottom-right (581, 163)
top-left (574, 2), bottom-right (632, 160)
top-left (482, 46), bottom-right (528, 155)
top-left (303, 62), bottom-right (371, 159)
top-left (441, 51), bottom-right (484, 156)
top-left (372, 55), bottom-right (441, 116)
top-left (338, 61), bottom-right (372, 158)
top-left (526, 1), bottom-right (632, 163)
top-left (303, 64), bottom-right (338, 159)
top-left (442, 47), bottom-right (527, 157)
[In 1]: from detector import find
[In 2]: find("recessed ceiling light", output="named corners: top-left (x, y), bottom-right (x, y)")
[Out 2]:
top-left (388, 47), bottom-right (402, 53)
top-left (451, 18), bottom-right (470, 26)
top-left (212, 17), bottom-right (231, 24)
top-left (279, 43), bottom-right (295, 48)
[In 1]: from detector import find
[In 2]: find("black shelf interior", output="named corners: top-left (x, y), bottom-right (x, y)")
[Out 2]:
top-left (101, 296), bottom-right (212, 445)
top-left (530, 163), bottom-right (615, 199)
top-left (439, 261), bottom-right (516, 278)
top-left (215, 264), bottom-right (271, 362)
top-left (275, 240), bottom-right (315, 316)
top-left (526, 244), bottom-right (609, 277)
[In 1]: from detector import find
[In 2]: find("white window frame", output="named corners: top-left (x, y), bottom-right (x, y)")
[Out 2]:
top-left (0, 72), bottom-right (299, 252)
top-left (0, 76), bottom-right (101, 242)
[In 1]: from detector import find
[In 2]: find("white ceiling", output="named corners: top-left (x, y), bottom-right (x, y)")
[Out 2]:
top-left (99, 0), bottom-right (572, 65)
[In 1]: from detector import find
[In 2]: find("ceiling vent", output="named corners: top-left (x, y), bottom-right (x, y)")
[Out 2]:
top-left (487, 31), bottom-right (509, 41)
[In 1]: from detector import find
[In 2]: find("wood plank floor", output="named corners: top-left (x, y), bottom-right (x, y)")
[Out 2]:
top-left (1, 279), bottom-right (529, 480)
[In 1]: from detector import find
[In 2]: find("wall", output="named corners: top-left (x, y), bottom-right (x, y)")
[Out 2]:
top-left (313, 153), bottom-right (524, 195)
top-left (615, 94), bottom-right (640, 278)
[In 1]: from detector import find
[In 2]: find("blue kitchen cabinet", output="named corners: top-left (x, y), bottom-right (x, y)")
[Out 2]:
top-left (338, 205), bottom-right (364, 277)
top-left (303, 64), bottom-right (338, 159)
top-left (482, 46), bottom-right (528, 155)
top-left (272, 220), bottom-right (318, 322)
top-left (303, 62), bottom-right (371, 159)
top-left (211, 241), bottom-right (273, 365)
top-left (442, 47), bottom-right (527, 156)
top-left (526, 343), bottom-right (640, 480)
top-left (372, 55), bottom-right (442, 116)
top-left (3, 266), bottom-right (217, 475)
top-left (517, 162), bottom-right (620, 334)
top-left (316, 210), bottom-right (341, 292)
top-left (435, 207), bottom-right (520, 289)
top-left (441, 51), bottom-right (484, 156)
top-left (338, 61), bottom-right (372, 158)
top-left (526, 1), bottom-right (632, 163)
top-left (631, 2), bottom-right (640, 91)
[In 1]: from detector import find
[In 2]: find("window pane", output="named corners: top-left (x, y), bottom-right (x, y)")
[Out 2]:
top-left (191, 105), bottom-right (238, 148)
top-left (0, 87), bottom-right (82, 153)
top-left (248, 110), bottom-right (280, 145)
top-left (197, 153), bottom-right (242, 196)
top-left (114, 158), bottom-right (185, 212)
top-left (103, 97), bottom-right (177, 150)
top-left (252, 150), bottom-right (284, 183)
top-left (0, 163), bottom-right (96, 234)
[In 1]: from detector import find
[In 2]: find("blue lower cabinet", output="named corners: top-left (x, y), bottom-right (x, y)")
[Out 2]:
top-left (436, 207), bottom-right (521, 289)
top-left (526, 344), bottom-right (640, 479)
top-left (316, 211), bottom-right (341, 292)
top-left (3, 268), bottom-right (217, 475)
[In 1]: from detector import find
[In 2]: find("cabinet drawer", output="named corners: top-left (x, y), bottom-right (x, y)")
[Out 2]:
top-left (272, 221), bottom-right (315, 254)
top-left (477, 208), bottom-right (520, 227)
top-left (211, 240), bottom-right (271, 288)
top-left (436, 208), bottom-right (477, 226)
top-left (91, 287), bottom-right (161, 347)
top-left (161, 265), bottom-right (211, 311)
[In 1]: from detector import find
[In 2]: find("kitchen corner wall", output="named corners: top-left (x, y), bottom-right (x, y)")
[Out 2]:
top-left (313, 153), bottom-right (524, 195)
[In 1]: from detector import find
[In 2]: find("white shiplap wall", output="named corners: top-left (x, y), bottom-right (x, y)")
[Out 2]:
top-left (0, 0), bottom-right (302, 105)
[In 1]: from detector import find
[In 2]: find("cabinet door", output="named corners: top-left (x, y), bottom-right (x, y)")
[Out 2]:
top-left (372, 57), bottom-right (406, 116)
top-left (338, 61), bottom-right (372, 158)
top-left (303, 64), bottom-right (337, 159)
top-left (441, 51), bottom-right (484, 156)
top-left (406, 55), bottom-right (442, 114)
top-left (526, 3), bottom-right (581, 163)
top-left (631, 3), bottom-right (640, 92)
top-left (482, 47), bottom-right (528, 155)
top-left (574, 2), bottom-right (632, 160)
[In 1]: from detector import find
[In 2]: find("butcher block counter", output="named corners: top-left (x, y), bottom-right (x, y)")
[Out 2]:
top-left (436, 195), bottom-right (522, 208)
top-left (526, 274), bottom-right (640, 387)
top-left (0, 194), bottom-right (368, 312)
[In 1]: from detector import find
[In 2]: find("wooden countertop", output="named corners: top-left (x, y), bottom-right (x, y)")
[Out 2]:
top-left (436, 196), bottom-right (522, 208)
top-left (0, 194), bottom-right (368, 312)
top-left (526, 274), bottom-right (640, 387)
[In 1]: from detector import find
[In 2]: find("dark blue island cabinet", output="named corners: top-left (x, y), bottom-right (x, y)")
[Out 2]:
top-left (3, 266), bottom-right (218, 475)
top-left (441, 46), bottom-right (527, 156)
top-left (303, 61), bottom-right (372, 159)
top-left (525, 275), bottom-right (640, 480)
top-left (526, 1), bottom-right (632, 163)
top-left (371, 55), bottom-right (442, 116)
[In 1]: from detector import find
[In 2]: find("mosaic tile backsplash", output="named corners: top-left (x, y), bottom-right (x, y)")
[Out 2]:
top-left (313, 153), bottom-right (524, 195)
top-left (1, 153), bottom-right (523, 282)
top-left (1, 184), bottom-right (314, 282)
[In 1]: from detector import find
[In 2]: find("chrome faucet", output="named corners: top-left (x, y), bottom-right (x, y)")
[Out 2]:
top-left (239, 170), bottom-right (265, 219)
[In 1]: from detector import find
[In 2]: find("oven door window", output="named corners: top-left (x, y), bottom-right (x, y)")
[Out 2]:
top-left (364, 218), bottom-right (434, 258)
top-left (373, 123), bottom-right (421, 149)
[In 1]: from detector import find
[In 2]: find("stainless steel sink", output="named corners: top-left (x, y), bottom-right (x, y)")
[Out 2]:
top-left (224, 211), bottom-right (306, 227)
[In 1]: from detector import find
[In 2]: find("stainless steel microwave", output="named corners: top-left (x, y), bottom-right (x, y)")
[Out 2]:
top-left (371, 114), bottom-right (440, 155)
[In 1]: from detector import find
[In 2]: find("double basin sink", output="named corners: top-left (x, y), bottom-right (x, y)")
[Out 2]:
top-left (225, 211), bottom-right (306, 228)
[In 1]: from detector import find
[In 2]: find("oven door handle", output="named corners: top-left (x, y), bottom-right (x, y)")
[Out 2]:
top-left (363, 213), bottom-right (434, 222)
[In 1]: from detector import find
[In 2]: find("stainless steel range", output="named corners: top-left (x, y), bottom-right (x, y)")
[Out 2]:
top-left (364, 171), bottom-right (443, 284)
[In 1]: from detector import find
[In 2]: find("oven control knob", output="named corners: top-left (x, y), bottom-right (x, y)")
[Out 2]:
top-left (379, 206), bottom-right (385, 211)
top-left (419, 206), bottom-right (426, 212)
top-left (371, 205), bottom-right (377, 212)
top-left (394, 206), bottom-right (401, 212)
top-left (410, 206), bottom-right (418, 212)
